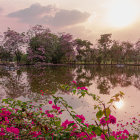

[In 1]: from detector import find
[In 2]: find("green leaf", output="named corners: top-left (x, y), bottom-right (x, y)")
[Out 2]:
top-left (109, 136), bottom-right (116, 140)
top-left (92, 126), bottom-right (102, 136)
top-left (96, 110), bottom-right (103, 119)
top-left (72, 89), bottom-right (76, 94)
top-left (55, 120), bottom-right (61, 126)
top-left (104, 108), bottom-right (111, 117)
top-left (76, 118), bottom-right (82, 123)
top-left (68, 123), bottom-right (75, 128)
top-left (68, 105), bottom-right (73, 109)
top-left (94, 105), bottom-right (98, 110)
top-left (54, 98), bottom-right (59, 104)
top-left (92, 94), bottom-right (96, 100)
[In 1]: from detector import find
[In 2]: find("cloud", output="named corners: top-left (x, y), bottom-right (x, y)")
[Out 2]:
top-left (0, 7), bottom-right (3, 13)
top-left (7, 3), bottom-right (90, 27)
top-left (45, 9), bottom-right (90, 26)
top-left (7, 3), bottom-right (56, 24)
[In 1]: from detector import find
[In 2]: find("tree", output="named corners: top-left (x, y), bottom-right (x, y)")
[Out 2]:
top-left (120, 41), bottom-right (133, 64)
top-left (0, 46), bottom-right (12, 62)
top-left (3, 28), bottom-right (27, 64)
top-left (134, 40), bottom-right (140, 64)
top-left (75, 39), bottom-right (92, 63)
top-left (58, 33), bottom-right (75, 63)
top-left (27, 25), bottom-right (75, 64)
top-left (98, 34), bottom-right (112, 64)
top-left (109, 41), bottom-right (123, 64)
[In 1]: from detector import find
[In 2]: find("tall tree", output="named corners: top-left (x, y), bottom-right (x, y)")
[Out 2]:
top-left (3, 28), bottom-right (26, 64)
top-left (27, 25), bottom-right (75, 64)
top-left (98, 34), bottom-right (112, 64)
top-left (121, 41), bottom-right (133, 64)
top-left (75, 39), bottom-right (92, 63)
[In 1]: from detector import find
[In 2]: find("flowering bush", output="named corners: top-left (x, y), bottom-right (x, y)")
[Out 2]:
top-left (0, 82), bottom-right (139, 139)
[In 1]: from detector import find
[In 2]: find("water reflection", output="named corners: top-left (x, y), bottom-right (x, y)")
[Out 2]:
top-left (0, 65), bottom-right (140, 100)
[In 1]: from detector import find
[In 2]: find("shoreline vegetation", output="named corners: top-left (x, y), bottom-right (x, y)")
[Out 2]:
top-left (0, 25), bottom-right (140, 66)
top-left (0, 62), bottom-right (140, 67)
top-left (0, 83), bottom-right (139, 140)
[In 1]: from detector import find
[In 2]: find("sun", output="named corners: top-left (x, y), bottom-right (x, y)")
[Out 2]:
top-left (114, 99), bottom-right (124, 109)
top-left (107, 0), bottom-right (138, 28)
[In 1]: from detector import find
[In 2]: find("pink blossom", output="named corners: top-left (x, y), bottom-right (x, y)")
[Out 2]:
top-left (100, 117), bottom-right (107, 126)
top-left (72, 80), bottom-right (76, 84)
top-left (47, 113), bottom-right (54, 118)
top-left (75, 114), bottom-right (85, 123)
top-left (123, 129), bottom-right (129, 135)
top-left (48, 100), bottom-right (52, 104)
top-left (100, 134), bottom-right (106, 140)
top-left (109, 115), bottom-right (116, 124)
top-left (52, 104), bottom-right (60, 111)
top-left (31, 131), bottom-right (41, 137)
top-left (6, 127), bottom-right (19, 135)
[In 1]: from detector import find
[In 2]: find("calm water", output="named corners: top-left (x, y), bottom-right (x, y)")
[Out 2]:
top-left (0, 65), bottom-right (140, 125)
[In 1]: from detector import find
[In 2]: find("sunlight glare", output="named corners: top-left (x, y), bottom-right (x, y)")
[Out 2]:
top-left (107, 0), bottom-right (138, 28)
top-left (114, 99), bottom-right (124, 109)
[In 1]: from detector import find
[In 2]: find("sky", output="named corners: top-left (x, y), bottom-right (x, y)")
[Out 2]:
top-left (0, 0), bottom-right (140, 43)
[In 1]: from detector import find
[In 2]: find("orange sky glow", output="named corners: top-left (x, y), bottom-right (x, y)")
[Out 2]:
top-left (0, 0), bottom-right (140, 42)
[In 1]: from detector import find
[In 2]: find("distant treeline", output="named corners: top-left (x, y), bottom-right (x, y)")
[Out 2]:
top-left (0, 25), bottom-right (140, 65)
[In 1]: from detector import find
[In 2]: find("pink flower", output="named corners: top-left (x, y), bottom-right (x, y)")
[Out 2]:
top-left (100, 134), bottom-right (106, 140)
top-left (72, 81), bottom-right (76, 84)
top-left (100, 117), bottom-right (107, 126)
top-left (47, 113), bottom-right (54, 118)
top-left (75, 114), bottom-right (85, 123)
top-left (77, 87), bottom-right (81, 89)
top-left (6, 127), bottom-right (19, 135)
top-left (52, 104), bottom-right (60, 111)
top-left (45, 110), bottom-right (49, 114)
top-left (31, 131), bottom-right (41, 137)
top-left (123, 129), bottom-right (129, 135)
top-left (109, 115), bottom-right (116, 124)
top-left (0, 128), bottom-right (5, 136)
top-left (48, 100), bottom-right (52, 104)
top-left (0, 108), bottom-right (11, 117)
top-left (58, 111), bottom-right (62, 114)
top-left (61, 120), bottom-right (77, 130)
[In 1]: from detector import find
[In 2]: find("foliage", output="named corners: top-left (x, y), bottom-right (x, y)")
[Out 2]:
top-left (1, 25), bottom-right (140, 64)
top-left (2, 28), bottom-right (27, 64)
top-left (0, 82), bottom-right (139, 139)
top-left (27, 25), bottom-right (75, 64)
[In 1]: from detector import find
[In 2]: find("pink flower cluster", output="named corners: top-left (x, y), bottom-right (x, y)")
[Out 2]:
top-left (31, 131), bottom-right (42, 137)
top-left (75, 114), bottom-right (85, 123)
top-left (45, 110), bottom-right (54, 118)
top-left (72, 131), bottom-right (96, 139)
top-left (0, 128), bottom-right (5, 136)
top-left (0, 108), bottom-right (11, 117)
top-left (72, 80), bottom-right (77, 84)
top-left (100, 129), bottom-right (129, 140)
top-left (61, 120), bottom-right (77, 130)
top-left (77, 87), bottom-right (88, 90)
top-left (6, 127), bottom-right (19, 135)
top-left (52, 104), bottom-right (60, 111)
top-left (111, 129), bottom-right (129, 139)
top-left (100, 115), bottom-right (116, 126)
top-left (48, 100), bottom-right (52, 104)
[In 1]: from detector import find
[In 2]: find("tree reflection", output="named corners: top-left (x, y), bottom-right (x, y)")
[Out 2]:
top-left (0, 68), bottom-right (30, 99)
top-left (74, 65), bottom-right (140, 94)
top-left (26, 66), bottom-right (75, 95)
top-left (0, 65), bottom-right (139, 100)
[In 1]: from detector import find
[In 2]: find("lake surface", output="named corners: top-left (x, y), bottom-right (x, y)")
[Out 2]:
top-left (0, 65), bottom-right (140, 127)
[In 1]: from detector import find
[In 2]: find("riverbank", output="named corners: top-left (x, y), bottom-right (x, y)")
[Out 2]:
top-left (0, 62), bottom-right (140, 67)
